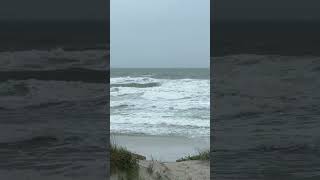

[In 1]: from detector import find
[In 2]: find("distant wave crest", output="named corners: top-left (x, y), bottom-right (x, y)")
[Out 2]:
top-left (111, 82), bottom-right (161, 88)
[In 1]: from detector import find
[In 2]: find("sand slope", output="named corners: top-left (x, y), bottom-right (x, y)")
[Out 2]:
top-left (111, 160), bottom-right (209, 180)
top-left (138, 160), bottom-right (209, 180)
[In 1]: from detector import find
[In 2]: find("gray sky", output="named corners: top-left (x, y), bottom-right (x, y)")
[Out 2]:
top-left (111, 0), bottom-right (210, 68)
top-left (1, 0), bottom-right (319, 21)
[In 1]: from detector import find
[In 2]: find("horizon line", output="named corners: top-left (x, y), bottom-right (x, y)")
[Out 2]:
top-left (110, 67), bottom-right (209, 69)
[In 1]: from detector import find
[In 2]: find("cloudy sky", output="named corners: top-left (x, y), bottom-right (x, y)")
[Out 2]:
top-left (111, 0), bottom-right (210, 68)
top-left (1, 0), bottom-right (319, 21)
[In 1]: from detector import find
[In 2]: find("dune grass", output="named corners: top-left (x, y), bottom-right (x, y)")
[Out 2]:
top-left (176, 150), bottom-right (210, 162)
top-left (110, 144), bottom-right (139, 177)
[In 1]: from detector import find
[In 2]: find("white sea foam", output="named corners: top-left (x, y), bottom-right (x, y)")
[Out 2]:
top-left (110, 76), bottom-right (210, 138)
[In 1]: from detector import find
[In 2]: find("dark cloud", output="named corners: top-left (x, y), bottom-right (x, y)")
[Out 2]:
top-left (0, 0), bottom-right (109, 20)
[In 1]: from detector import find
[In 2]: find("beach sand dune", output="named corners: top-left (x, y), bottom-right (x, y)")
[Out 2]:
top-left (111, 134), bottom-right (210, 180)
top-left (139, 160), bottom-right (209, 180)
top-left (111, 160), bottom-right (209, 180)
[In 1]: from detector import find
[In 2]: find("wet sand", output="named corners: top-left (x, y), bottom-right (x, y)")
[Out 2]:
top-left (111, 134), bottom-right (209, 162)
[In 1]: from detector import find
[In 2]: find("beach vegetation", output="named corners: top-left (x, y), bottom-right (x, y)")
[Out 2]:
top-left (147, 160), bottom-right (154, 175)
top-left (176, 150), bottom-right (210, 162)
top-left (110, 144), bottom-right (140, 179)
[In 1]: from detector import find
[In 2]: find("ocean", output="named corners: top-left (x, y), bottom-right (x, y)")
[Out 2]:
top-left (0, 21), bottom-right (109, 179)
top-left (110, 68), bottom-right (210, 138)
top-left (211, 21), bottom-right (320, 180)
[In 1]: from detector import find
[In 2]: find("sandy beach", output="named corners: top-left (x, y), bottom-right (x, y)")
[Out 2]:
top-left (111, 134), bottom-right (210, 180)
top-left (138, 160), bottom-right (209, 180)
top-left (111, 134), bottom-right (209, 162)
top-left (111, 160), bottom-right (209, 180)
top-left (111, 158), bottom-right (209, 180)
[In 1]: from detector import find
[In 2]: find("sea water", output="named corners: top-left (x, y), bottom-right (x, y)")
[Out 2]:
top-left (110, 68), bottom-right (210, 138)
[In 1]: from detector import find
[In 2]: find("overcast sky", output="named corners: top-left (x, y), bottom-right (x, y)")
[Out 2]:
top-left (111, 0), bottom-right (210, 68)
top-left (1, 0), bottom-right (320, 21)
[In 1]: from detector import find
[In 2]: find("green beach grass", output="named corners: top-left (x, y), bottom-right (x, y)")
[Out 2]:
top-left (176, 150), bottom-right (210, 162)
top-left (110, 144), bottom-right (140, 179)
top-left (110, 139), bottom-right (209, 180)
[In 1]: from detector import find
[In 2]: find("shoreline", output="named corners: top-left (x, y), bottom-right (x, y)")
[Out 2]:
top-left (110, 137), bottom-right (210, 180)
top-left (110, 133), bottom-right (209, 162)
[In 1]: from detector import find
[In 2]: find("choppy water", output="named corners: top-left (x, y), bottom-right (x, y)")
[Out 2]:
top-left (212, 54), bottom-right (320, 180)
top-left (111, 68), bottom-right (210, 138)
top-left (0, 47), bottom-right (109, 179)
